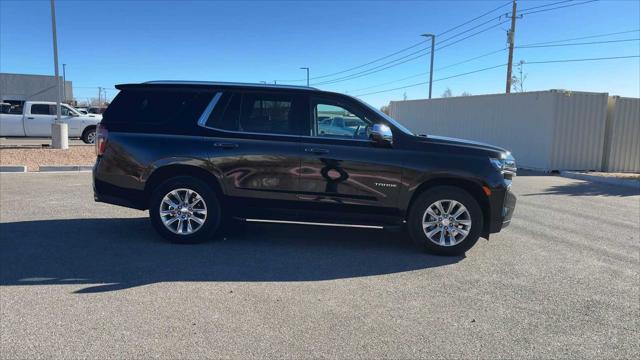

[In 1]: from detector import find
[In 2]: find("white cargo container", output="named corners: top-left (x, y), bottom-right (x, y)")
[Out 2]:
top-left (602, 97), bottom-right (640, 172)
top-left (389, 90), bottom-right (609, 171)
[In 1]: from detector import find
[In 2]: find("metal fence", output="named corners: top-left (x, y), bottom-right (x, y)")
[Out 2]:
top-left (602, 97), bottom-right (640, 172)
top-left (388, 90), bottom-right (637, 172)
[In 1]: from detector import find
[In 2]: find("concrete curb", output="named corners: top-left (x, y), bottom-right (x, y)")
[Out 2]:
top-left (0, 165), bottom-right (27, 173)
top-left (39, 165), bottom-right (93, 172)
top-left (560, 171), bottom-right (640, 189)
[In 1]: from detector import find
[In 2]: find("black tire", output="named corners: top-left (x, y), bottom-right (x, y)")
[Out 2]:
top-left (408, 186), bottom-right (483, 256)
top-left (81, 126), bottom-right (96, 144)
top-left (149, 176), bottom-right (221, 244)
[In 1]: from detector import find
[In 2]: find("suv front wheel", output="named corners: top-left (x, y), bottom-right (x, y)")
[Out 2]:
top-left (149, 176), bottom-right (221, 243)
top-left (408, 186), bottom-right (483, 256)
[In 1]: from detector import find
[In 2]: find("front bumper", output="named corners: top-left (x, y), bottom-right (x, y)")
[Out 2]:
top-left (500, 186), bottom-right (517, 228)
top-left (487, 181), bottom-right (517, 234)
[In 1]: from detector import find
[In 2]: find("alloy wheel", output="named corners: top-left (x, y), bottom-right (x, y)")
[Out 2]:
top-left (159, 188), bottom-right (208, 235)
top-left (422, 199), bottom-right (472, 246)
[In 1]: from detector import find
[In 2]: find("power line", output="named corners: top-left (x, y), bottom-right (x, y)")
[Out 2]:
top-left (517, 0), bottom-right (573, 13)
top-left (354, 63), bottom-right (507, 97)
top-left (524, 55), bottom-right (639, 64)
top-left (353, 54), bottom-right (639, 97)
top-left (277, 1), bottom-right (512, 83)
top-left (314, 20), bottom-right (508, 87)
top-left (518, 0), bottom-right (599, 16)
top-left (517, 38), bottom-right (639, 48)
top-left (311, 51), bottom-right (431, 86)
top-left (437, 1), bottom-right (511, 36)
top-left (311, 48), bottom-right (430, 86)
top-left (304, 41), bottom-right (429, 81)
top-left (347, 72), bottom-right (426, 93)
top-left (436, 48), bottom-right (506, 71)
top-left (346, 47), bottom-right (507, 93)
top-left (519, 29), bottom-right (640, 47)
top-left (437, 20), bottom-right (510, 51)
top-left (436, 16), bottom-right (504, 46)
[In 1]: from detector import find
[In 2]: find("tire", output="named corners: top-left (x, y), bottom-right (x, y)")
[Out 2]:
top-left (408, 186), bottom-right (483, 256)
top-left (149, 176), bottom-right (221, 244)
top-left (81, 126), bottom-right (96, 144)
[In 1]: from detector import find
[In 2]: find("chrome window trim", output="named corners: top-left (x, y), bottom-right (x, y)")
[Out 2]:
top-left (197, 92), bottom-right (222, 127)
top-left (196, 91), bottom-right (376, 144)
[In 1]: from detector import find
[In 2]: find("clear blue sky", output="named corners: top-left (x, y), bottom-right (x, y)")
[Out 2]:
top-left (1, 0), bottom-right (639, 107)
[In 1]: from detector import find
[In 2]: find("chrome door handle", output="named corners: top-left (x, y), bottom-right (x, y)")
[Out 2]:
top-left (305, 147), bottom-right (330, 155)
top-left (213, 142), bottom-right (238, 149)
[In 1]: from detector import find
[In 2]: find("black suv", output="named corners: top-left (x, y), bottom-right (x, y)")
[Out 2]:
top-left (93, 81), bottom-right (516, 255)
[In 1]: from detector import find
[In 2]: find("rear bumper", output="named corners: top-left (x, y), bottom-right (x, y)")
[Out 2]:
top-left (93, 161), bottom-right (147, 210)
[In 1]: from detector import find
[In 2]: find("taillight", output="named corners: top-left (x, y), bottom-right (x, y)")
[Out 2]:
top-left (96, 123), bottom-right (108, 156)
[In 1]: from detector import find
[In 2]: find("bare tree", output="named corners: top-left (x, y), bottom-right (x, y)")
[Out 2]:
top-left (441, 87), bottom-right (453, 98)
top-left (402, 92), bottom-right (408, 101)
top-left (511, 60), bottom-right (527, 93)
top-left (460, 91), bottom-right (472, 96)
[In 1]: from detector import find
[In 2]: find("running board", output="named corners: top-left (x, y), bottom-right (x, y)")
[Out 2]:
top-left (242, 218), bottom-right (385, 229)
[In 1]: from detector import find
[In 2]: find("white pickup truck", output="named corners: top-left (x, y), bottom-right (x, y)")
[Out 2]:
top-left (0, 101), bottom-right (101, 144)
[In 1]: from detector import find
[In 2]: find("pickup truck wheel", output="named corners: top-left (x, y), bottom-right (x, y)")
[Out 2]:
top-left (81, 126), bottom-right (96, 144)
top-left (149, 176), bottom-right (221, 244)
top-left (408, 186), bottom-right (483, 256)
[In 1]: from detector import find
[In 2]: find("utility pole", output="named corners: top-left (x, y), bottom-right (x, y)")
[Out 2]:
top-left (300, 67), bottom-right (310, 87)
top-left (98, 87), bottom-right (102, 105)
top-left (62, 64), bottom-right (66, 103)
top-left (505, 0), bottom-right (517, 93)
top-left (49, 0), bottom-right (67, 149)
top-left (421, 33), bottom-right (435, 99)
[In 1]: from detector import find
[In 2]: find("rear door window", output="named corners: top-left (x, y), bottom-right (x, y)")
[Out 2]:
top-left (103, 89), bottom-right (213, 125)
top-left (31, 104), bottom-right (53, 115)
top-left (206, 91), bottom-right (309, 136)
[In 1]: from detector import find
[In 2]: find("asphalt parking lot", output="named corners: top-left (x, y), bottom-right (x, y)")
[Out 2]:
top-left (0, 172), bottom-right (638, 358)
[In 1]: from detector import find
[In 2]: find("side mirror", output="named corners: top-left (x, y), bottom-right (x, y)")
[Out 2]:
top-left (370, 123), bottom-right (393, 146)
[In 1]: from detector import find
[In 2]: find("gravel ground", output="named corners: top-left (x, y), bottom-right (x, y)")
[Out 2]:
top-left (0, 172), bottom-right (638, 358)
top-left (0, 146), bottom-right (95, 171)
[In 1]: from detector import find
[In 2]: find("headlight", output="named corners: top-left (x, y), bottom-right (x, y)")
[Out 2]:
top-left (490, 153), bottom-right (517, 175)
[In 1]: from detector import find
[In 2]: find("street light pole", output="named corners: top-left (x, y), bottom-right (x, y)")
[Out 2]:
top-left (300, 67), bottom-right (309, 87)
top-left (421, 33), bottom-right (435, 99)
top-left (49, 0), bottom-right (67, 149)
top-left (62, 63), bottom-right (66, 103)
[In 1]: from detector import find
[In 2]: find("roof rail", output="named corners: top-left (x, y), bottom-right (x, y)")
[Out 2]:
top-left (142, 80), bottom-right (317, 90)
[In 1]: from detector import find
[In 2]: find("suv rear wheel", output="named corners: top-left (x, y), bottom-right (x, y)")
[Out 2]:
top-left (149, 176), bottom-right (221, 243)
top-left (408, 186), bottom-right (483, 256)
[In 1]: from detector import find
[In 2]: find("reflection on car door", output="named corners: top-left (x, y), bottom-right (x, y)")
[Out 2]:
top-left (202, 91), bottom-right (308, 211)
top-left (298, 97), bottom-right (405, 219)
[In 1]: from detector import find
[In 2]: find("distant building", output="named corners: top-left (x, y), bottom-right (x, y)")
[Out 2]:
top-left (0, 73), bottom-right (73, 104)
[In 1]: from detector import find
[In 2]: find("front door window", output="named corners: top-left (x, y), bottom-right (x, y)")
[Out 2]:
top-left (314, 103), bottom-right (370, 140)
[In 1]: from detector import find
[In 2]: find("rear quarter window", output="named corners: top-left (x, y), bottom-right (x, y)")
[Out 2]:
top-left (103, 89), bottom-right (213, 134)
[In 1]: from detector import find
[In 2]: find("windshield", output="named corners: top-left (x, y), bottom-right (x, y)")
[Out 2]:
top-left (354, 98), bottom-right (415, 136)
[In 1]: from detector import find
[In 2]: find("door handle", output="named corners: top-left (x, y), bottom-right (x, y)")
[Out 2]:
top-left (27, 117), bottom-right (34, 120)
top-left (305, 147), bottom-right (330, 155)
top-left (213, 142), bottom-right (239, 149)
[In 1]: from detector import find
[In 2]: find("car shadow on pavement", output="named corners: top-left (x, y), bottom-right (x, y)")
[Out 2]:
top-left (522, 180), bottom-right (639, 197)
top-left (0, 218), bottom-right (462, 293)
